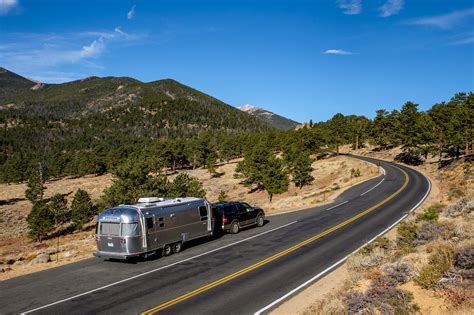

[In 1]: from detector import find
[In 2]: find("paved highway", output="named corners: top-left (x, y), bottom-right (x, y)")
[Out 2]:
top-left (0, 156), bottom-right (430, 315)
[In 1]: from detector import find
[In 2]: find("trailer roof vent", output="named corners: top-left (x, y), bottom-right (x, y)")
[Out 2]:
top-left (138, 197), bottom-right (164, 203)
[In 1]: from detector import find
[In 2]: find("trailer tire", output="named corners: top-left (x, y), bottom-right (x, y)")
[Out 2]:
top-left (172, 242), bottom-right (182, 254)
top-left (256, 214), bottom-right (264, 227)
top-left (230, 221), bottom-right (239, 234)
top-left (162, 244), bottom-right (172, 256)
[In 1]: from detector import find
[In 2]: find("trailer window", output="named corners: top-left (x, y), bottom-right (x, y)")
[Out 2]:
top-left (122, 223), bottom-right (140, 236)
top-left (199, 206), bottom-right (208, 217)
top-left (100, 222), bottom-right (120, 236)
top-left (146, 217), bottom-right (154, 229)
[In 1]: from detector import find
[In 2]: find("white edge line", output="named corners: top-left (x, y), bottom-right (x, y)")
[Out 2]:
top-left (21, 221), bottom-right (298, 315)
top-left (326, 200), bottom-right (348, 211)
top-left (360, 177), bottom-right (385, 196)
top-left (254, 166), bottom-right (431, 315)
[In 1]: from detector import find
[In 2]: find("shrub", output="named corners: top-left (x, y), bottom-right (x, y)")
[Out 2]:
top-left (416, 243), bottom-right (455, 289)
top-left (347, 247), bottom-right (386, 274)
top-left (413, 222), bottom-right (441, 245)
top-left (418, 207), bottom-right (439, 223)
top-left (217, 190), bottom-right (228, 203)
top-left (397, 221), bottom-right (419, 251)
top-left (344, 274), bottom-right (419, 314)
top-left (446, 198), bottom-right (473, 217)
top-left (359, 237), bottom-right (390, 255)
top-left (454, 245), bottom-right (474, 269)
top-left (383, 262), bottom-right (414, 285)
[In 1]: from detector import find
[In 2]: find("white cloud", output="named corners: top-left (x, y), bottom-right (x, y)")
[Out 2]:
top-left (379, 0), bottom-right (404, 17)
top-left (407, 8), bottom-right (474, 29)
top-left (127, 5), bottom-right (136, 20)
top-left (336, 0), bottom-right (362, 15)
top-left (0, 28), bottom-right (144, 81)
top-left (323, 49), bottom-right (353, 55)
top-left (0, 0), bottom-right (18, 15)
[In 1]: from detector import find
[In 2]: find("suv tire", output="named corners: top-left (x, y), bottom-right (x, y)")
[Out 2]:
top-left (230, 221), bottom-right (240, 234)
top-left (256, 214), bottom-right (264, 227)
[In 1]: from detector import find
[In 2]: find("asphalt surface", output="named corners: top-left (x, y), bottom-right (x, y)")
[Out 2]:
top-left (0, 156), bottom-right (430, 315)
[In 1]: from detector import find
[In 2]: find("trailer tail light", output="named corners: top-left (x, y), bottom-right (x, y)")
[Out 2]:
top-left (95, 235), bottom-right (100, 245)
top-left (119, 238), bottom-right (126, 244)
top-left (222, 215), bottom-right (227, 225)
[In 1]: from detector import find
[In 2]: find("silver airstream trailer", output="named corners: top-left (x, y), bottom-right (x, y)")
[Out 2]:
top-left (94, 197), bottom-right (213, 259)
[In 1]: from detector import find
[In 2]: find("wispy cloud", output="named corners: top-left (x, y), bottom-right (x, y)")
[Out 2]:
top-left (0, 0), bottom-right (19, 15)
top-left (379, 0), bottom-right (404, 17)
top-left (0, 28), bottom-right (145, 82)
top-left (323, 49), bottom-right (353, 55)
top-left (407, 8), bottom-right (474, 29)
top-left (336, 0), bottom-right (361, 15)
top-left (127, 5), bottom-right (136, 20)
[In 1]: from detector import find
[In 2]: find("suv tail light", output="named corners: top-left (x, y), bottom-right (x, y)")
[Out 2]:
top-left (222, 215), bottom-right (227, 225)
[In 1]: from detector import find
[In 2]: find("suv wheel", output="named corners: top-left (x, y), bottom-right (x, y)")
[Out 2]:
top-left (256, 215), bottom-right (264, 227)
top-left (230, 221), bottom-right (240, 234)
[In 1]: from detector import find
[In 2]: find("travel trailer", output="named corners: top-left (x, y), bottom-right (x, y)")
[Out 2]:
top-left (94, 197), bottom-right (213, 259)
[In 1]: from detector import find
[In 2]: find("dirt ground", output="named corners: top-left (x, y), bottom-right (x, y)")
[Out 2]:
top-left (275, 144), bottom-right (473, 315)
top-left (0, 155), bottom-right (379, 281)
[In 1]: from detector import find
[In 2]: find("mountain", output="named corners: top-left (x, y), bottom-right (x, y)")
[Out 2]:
top-left (238, 104), bottom-right (300, 131)
top-left (0, 68), bottom-right (275, 182)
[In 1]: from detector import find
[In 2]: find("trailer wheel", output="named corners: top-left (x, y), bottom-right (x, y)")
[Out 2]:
top-left (230, 221), bottom-right (239, 234)
top-left (256, 214), bottom-right (264, 227)
top-left (172, 242), bottom-right (182, 254)
top-left (162, 244), bottom-right (172, 256)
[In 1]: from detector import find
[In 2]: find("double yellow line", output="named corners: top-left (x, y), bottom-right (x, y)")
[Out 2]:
top-left (141, 168), bottom-right (409, 314)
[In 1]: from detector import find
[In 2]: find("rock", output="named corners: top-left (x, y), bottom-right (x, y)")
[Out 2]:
top-left (63, 250), bottom-right (78, 258)
top-left (31, 253), bottom-right (50, 265)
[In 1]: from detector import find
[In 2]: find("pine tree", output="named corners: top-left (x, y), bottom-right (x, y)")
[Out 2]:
top-left (262, 156), bottom-right (289, 202)
top-left (49, 193), bottom-right (69, 226)
top-left (206, 152), bottom-right (218, 177)
top-left (218, 190), bottom-right (228, 203)
top-left (169, 173), bottom-right (206, 198)
top-left (71, 189), bottom-right (96, 230)
top-left (27, 201), bottom-right (54, 242)
top-left (25, 162), bottom-right (46, 203)
top-left (283, 143), bottom-right (314, 188)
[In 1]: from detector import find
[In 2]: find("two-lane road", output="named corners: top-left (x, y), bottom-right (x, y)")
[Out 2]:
top-left (0, 156), bottom-right (430, 315)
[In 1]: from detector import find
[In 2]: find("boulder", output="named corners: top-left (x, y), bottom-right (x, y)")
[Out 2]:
top-left (31, 253), bottom-right (50, 265)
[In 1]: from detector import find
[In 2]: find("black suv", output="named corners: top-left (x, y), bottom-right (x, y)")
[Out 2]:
top-left (211, 202), bottom-right (265, 234)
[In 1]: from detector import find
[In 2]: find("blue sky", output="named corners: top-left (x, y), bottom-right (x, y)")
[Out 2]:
top-left (0, 0), bottom-right (473, 122)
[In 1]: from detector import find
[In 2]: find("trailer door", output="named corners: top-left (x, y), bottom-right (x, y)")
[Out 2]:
top-left (198, 204), bottom-right (211, 232)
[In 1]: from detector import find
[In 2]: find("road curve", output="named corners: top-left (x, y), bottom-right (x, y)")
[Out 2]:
top-left (0, 156), bottom-right (430, 315)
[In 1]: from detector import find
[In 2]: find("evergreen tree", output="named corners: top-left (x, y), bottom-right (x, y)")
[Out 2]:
top-left (169, 173), bottom-right (206, 198)
top-left (27, 201), bottom-right (54, 242)
top-left (71, 189), bottom-right (96, 229)
top-left (218, 190), bottom-right (228, 203)
top-left (49, 193), bottom-right (69, 226)
top-left (25, 162), bottom-right (46, 203)
top-left (206, 152), bottom-right (218, 177)
top-left (262, 156), bottom-right (289, 202)
top-left (283, 143), bottom-right (314, 188)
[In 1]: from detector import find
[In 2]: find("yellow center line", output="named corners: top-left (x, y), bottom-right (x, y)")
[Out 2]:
top-left (141, 168), bottom-right (410, 314)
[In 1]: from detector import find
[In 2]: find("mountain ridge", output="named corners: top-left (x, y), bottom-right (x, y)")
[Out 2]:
top-left (239, 104), bottom-right (300, 131)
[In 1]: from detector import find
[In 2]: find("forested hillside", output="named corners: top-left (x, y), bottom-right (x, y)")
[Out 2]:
top-left (0, 67), bottom-right (472, 184)
top-left (0, 68), bottom-right (274, 182)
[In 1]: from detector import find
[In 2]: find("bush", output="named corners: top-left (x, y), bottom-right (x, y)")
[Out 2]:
top-left (27, 201), bottom-right (55, 242)
top-left (347, 247), bottom-right (386, 274)
top-left (71, 189), bottom-right (96, 229)
top-left (397, 221), bottom-right (419, 251)
top-left (217, 190), bottom-right (228, 203)
top-left (418, 207), bottom-right (439, 223)
top-left (413, 222), bottom-right (441, 245)
top-left (344, 274), bottom-right (419, 314)
top-left (416, 243), bottom-right (455, 289)
top-left (359, 237), bottom-right (390, 255)
top-left (383, 262), bottom-right (414, 285)
top-left (446, 198), bottom-right (473, 217)
top-left (455, 245), bottom-right (474, 269)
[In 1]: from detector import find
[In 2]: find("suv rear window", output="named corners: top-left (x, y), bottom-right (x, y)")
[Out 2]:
top-left (222, 205), bottom-right (237, 214)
